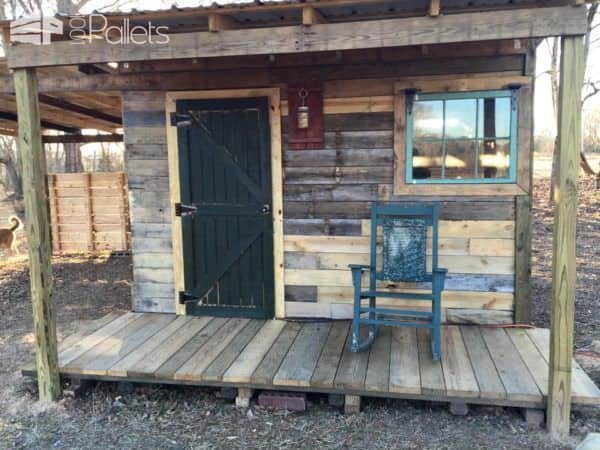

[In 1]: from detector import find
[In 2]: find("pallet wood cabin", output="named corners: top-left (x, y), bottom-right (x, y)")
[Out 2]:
top-left (1, 0), bottom-right (597, 436)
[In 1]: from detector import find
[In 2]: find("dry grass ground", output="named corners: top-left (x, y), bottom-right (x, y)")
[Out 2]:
top-left (0, 177), bottom-right (598, 449)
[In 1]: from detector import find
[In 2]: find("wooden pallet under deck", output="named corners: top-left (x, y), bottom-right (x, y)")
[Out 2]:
top-left (23, 312), bottom-right (600, 408)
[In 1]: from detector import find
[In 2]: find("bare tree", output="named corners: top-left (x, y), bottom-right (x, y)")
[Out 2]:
top-left (544, 2), bottom-right (600, 201)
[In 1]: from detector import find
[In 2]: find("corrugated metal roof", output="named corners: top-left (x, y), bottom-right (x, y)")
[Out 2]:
top-left (0, 0), bottom-right (572, 31)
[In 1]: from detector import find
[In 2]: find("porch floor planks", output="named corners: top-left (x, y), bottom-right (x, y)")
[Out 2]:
top-left (389, 327), bottom-right (421, 394)
top-left (481, 328), bottom-right (542, 403)
top-left (63, 314), bottom-right (175, 376)
top-left (251, 322), bottom-right (302, 385)
top-left (506, 328), bottom-right (549, 397)
top-left (527, 328), bottom-right (600, 405)
top-left (22, 313), bottom-right (124, 374)
top-left (365, 326), bottom-right (392, 392)
top-left (42, 314), bottom-right (600, 407)
top-left (58, 312), bottom-right (142, 367)
top-left (274, 322), bottom-right (332, 387)
top-left (58, 313), bottom-right (122, 354)
top-left (417, 328), bottom-right (446, 397)
top-left (223, 320), bottom-right (286, 383)
top-left (155, 317), bottom-right (230, 379)
top-left (127, 316), bottom-right (214, 378)
top-left (173, 318), bottom-right (249, 381)
top-left (460, 326), bottom-right (506, 400)
top-left (441, 326), bottom-right (479, 398)
top-left (311, 321), bottom-right (350, 389)
top-left (334, 326), bottom-right (371, 391)
top-left (202, 320), bottom-right (266, 382)
top-left (108, 316), bottom-right (193, 377)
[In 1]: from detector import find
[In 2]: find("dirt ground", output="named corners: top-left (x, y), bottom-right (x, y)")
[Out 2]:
top-left (0, 177), bottom-right (598, 449)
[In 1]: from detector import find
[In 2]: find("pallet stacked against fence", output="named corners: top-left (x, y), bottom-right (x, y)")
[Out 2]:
top-left (48, 172), bottom-right (130, 253)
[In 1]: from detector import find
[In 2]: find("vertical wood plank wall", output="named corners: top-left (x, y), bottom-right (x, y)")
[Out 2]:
top-left (47, 172), bottom-right (130, 253)
top-left (122, 46), bottom-right (532, 321)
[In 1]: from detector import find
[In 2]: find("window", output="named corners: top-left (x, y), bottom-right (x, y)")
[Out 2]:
top-left (406, 90), bottom-right (518, 184)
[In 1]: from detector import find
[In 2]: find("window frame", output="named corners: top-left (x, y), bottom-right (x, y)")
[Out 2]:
top-left (405, 89), bottom-right (519, 185)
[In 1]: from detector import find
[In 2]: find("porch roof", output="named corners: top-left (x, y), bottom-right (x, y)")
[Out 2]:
top-left (0, 1), bottom-right (588, 69)
top-left (0, 59), bottom-right (122, 137)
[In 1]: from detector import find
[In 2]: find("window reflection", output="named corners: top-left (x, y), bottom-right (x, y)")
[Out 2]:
top-left (410, 92), bottom-right (515, 182)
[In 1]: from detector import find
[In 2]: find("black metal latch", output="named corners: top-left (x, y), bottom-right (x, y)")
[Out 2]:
top-left (170, 112), bottom-right (193, 127)
top-left (175, 202), bottom-right (197, 217)
top-left (179, 291), bottom-right (199, 304)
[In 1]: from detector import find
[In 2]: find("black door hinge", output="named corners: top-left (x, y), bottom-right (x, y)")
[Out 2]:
top-left (170, 112), bottom-right (193, 127)
top-left (175, 202), bottom-right (197, 217)
top-left (179, 291), bottom-right (199, 304)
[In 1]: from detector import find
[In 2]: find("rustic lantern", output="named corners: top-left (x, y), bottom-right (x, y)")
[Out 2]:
top-left (288, 82), bottom-right (324, 150)
top-left (297, 88), bottom-right (309, 129)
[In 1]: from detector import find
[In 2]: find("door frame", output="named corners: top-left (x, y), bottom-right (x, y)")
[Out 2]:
top-left (166, 88), bottom-right (284, 318)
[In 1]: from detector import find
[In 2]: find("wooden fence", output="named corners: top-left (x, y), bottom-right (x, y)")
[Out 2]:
top-left (48, 172), bottom-right (130, 253)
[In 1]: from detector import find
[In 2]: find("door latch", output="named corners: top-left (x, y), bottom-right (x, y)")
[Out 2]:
top-left (261, 204), bottom-right (271, 215)
top-left (175, 202), bottom-right (197, 217)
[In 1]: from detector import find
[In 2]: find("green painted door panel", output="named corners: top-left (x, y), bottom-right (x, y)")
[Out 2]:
top-left (176, 97), bottom-right (274, 319)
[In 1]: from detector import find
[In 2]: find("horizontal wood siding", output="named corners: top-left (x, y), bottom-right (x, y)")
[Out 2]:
top-left (123, 92), bottom-right (175, 313)
top-left (282, 104), bottom-right (516, 321)
top-left (123, 48), bottom-right (527, 319)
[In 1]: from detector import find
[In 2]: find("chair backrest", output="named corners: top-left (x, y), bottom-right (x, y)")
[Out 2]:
top-left (370, 202), bottom-right (440, 284)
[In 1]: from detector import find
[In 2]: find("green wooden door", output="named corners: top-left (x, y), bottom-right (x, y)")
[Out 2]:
top-left (175, 97), bottom-right (274, 319)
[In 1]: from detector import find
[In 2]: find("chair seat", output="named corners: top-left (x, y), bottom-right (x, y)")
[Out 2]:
top-left (359, 290), bottom-right (434, 300)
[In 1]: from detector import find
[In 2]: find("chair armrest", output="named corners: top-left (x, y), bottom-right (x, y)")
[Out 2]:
top-left (349, 265), bottom-right (370, 290)
top-left (433, 268), bottom-right (447, 290)
top-left (348, 264), bottom-right (370, 271)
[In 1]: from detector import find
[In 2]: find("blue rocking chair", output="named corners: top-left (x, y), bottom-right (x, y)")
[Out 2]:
top-left (349, 202), bottom-right (447, 360)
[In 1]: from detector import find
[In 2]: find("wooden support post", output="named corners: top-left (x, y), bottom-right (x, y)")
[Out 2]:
top-left (547, 35), bottom-right (584, 437)
top-left (208, 14), bottom-right (239, 32)
top-left (14, 68), bottom-right (61, 401)
top-left (522, 408), bottom-right (545, 430)
top-left (514, 195), bottom-right (532, 323)
top-left (429, 0), bottom-right (441, 17)
top-left (235, 388), bottom-right (254, 408)
top-left (344, 394), bottom-right (361, 414)
top-left (449, 401), bottom-right (469, 416)
top-left (302, 6), bottom-right (327, 25)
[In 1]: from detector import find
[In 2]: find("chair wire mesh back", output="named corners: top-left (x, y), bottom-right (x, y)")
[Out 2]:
top-left (380, 218), bottom-right (428, 282)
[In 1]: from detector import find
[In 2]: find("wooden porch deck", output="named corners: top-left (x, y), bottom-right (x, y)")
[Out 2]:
top-left (25, 312), bottom-right (600, 408)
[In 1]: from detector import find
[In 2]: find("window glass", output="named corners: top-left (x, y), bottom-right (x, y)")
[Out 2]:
top-left (412, 140), bottom-right (443, 179)
top-left (408, 91), bottom-right (516, 183)
top-left (445, 140), bottom-right (476, 179)
top-left (445, 99), bottom-right (476, 139)
top-left (477, 97), bottom-right (511, 138)
top-left (413, 100), bottom-right (443, 139)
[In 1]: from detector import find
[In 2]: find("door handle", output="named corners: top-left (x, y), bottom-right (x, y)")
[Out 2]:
top-left (261, 204), bottom-right (271, 215)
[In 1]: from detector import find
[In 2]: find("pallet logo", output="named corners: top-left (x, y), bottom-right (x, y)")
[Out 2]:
top-left (69, 14), bottom-right (169, 45)
top-left (10, 14), bottom-right (169, 46)
top-left (10, 16), bottom-right (63, 46)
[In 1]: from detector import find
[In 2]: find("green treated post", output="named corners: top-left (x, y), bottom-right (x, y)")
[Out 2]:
top-left (547, 35), bottom-right (584, 437)
top-left (14, 68), bottom-right (61, 401)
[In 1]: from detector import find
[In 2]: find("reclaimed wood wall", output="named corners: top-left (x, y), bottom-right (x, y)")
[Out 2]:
top-left (122, 92), bottom-right (174, 313)
top-left (282, 111), bottom-right (516, 322)
top-left (122, 42), bottom-right (532, 322)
